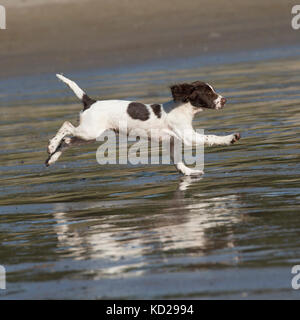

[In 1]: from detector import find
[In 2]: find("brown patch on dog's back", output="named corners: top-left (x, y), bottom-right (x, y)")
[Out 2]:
top-left (127, 102), bottom-right (150, 121)
top-left (150, 104), bottom-right (162, 118)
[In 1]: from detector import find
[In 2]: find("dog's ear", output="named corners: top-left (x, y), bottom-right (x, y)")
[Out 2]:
top-left (170, 83), bottom-right (195, 102)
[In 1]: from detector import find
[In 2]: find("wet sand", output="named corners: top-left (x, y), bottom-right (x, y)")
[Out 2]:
top-left (0, 0), bottom-right (298, 78)
top-left (1, 0), bottom-right (300, 301)
top-left (1, 56), bottom-right (300, 299)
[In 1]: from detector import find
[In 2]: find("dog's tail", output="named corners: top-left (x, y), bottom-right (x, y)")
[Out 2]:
top-left (56, 74), bottom-right (96, 111)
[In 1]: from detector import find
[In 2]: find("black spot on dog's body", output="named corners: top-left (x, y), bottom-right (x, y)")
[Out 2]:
top-left (127, 102), bottom-right (150, 121)
top-left (82, 94), bottom-right (96, 111)
top-left (150, 104), bottom-right (162, 118)
top-left (170, 81), bottom-right (219, 109)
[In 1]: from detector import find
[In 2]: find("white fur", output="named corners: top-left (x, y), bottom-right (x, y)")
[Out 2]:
top-left (56, 74), bottom-right (85, 100)
top-left (214, 95), bottom-right (224, 110)
top-left (47, 75), bottom-right (240, 175)
top-left (207, 83), bottom-right (224, 110)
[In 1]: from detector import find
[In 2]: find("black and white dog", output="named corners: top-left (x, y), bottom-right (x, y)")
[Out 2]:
top-left (46, 74), bottom-right (240, 175)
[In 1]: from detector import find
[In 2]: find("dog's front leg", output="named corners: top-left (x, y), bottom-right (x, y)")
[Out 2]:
top-left (169, 129), bottom-right (240, 176)
top-left (204, 133), bottom-right (241, 146)
top-left (183, 130), bottom-right (241, 147)
top-left (170, 138), bottom-right (204, 176)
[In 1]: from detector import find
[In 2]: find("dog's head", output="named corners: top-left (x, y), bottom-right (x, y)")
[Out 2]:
top-left (170, 81), bottom-right (226, 110)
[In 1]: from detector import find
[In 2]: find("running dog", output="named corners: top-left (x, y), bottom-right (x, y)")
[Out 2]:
top-left (46, 75), bottom-right (240, 175)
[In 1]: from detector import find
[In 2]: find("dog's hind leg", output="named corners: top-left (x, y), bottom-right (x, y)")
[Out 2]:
top-left (47, 121), bottom-right (76, 155)
top-left (45, 137), bottom-right (94, 166)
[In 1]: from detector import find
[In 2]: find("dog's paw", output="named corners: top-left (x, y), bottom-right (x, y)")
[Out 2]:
top-left (45, 151), bottom-right (62, 167)
top-left (230, 133), bottom-right (241, 144)
top-left (183, 168), bottom-right (204, 176)
top-left (190, 170), bottom-right (204, 176)
top-left (45, 156), bottom-right (51, 167)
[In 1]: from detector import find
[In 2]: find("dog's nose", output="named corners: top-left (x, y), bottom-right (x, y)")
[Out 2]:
top-left (221, 97), bottom-right (227, 105)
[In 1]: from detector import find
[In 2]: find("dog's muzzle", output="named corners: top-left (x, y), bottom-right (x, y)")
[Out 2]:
top-left (221, 97), bottom-right (227, 106)
top-left (215, 96), bottom-right (227, 109)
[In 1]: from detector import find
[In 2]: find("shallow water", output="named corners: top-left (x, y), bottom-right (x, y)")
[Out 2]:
top-left (0, 54), bottom-right (300, 299)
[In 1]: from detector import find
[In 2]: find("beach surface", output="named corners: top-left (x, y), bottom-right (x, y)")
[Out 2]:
top-left (0, 0), bottom-right (299, 78)
top-left (1, 0), bottom-right (300, 301)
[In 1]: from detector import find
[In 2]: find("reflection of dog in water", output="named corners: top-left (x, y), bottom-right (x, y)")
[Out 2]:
top-left (46, 75), bottom-right (240, 175)
top-left (52, 176), bottom-right (241, 266)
